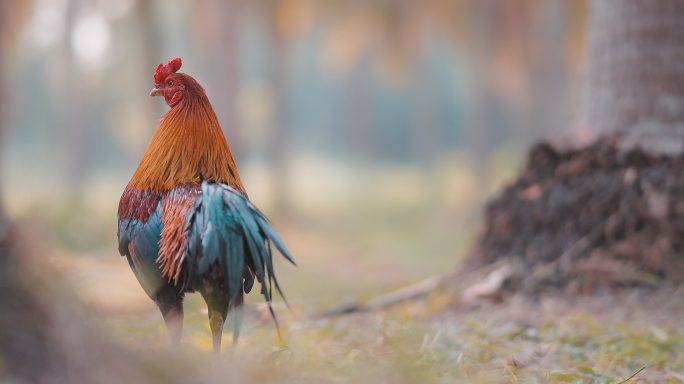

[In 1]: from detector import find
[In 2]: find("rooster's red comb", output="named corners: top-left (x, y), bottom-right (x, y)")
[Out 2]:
top-left (154, 57), bottom-right (182, 85)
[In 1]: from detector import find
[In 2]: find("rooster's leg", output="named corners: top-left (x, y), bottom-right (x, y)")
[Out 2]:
top-left (208, 309), bottom-right (225, 352)
top-left (155, 286), bottom-right (184, 345)
top-left (229, 293), bottom-right (244, 346)
top-left (161, 304), bottom-right (184, 346)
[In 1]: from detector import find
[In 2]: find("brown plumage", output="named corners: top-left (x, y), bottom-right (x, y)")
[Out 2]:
top-left (128, 73), bottom-right (245, 194)
top-left (158, 184), bottom-right (200, 284)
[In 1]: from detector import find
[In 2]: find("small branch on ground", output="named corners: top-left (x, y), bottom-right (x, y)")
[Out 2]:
top-left (315, 274), bottom-right (448, 318)
top-left (315, 260), bottom-right (522, 317)
top-left (617, 366), bottom-right (646, 384)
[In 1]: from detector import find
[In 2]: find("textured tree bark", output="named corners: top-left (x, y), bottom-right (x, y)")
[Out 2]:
top-left (582, 0), bottom-right (684, 155)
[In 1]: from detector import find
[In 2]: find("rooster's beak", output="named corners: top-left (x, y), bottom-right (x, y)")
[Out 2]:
top-left (150, 87), bottom-right (162, 97)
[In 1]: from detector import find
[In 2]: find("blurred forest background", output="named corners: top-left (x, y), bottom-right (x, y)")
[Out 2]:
top-left (2, 0), bottom-right (586, 307)
top-left (4, 0), bottom-right (684, 383)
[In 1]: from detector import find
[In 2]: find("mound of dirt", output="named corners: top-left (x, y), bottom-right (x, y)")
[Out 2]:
top-left (471, 136), bottom-right (684, 293)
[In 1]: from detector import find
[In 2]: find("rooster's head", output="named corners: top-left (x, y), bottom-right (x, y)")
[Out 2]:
top-left (150, 57), bottom-right (188, 108)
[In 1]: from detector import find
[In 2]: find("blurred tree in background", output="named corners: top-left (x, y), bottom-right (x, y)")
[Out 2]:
top-left (472, 0), bottom-right (684, 293)
top-left (1, 0), bottom-right (589, 270)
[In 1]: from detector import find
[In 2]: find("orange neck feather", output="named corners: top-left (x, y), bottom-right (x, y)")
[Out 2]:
top-left (129, 76), bottom-right (245, 194)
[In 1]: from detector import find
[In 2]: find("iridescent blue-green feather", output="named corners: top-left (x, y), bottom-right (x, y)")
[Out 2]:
top-left (118, 204), bottom-right (166, 298)
top-left (188, 182), bottom-right (295, 307)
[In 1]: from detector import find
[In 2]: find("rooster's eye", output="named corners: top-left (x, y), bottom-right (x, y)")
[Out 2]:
top-left (167, 80), bottom-right (174, 87)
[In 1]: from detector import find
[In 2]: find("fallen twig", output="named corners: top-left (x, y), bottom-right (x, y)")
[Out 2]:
top-left (315, 260), bottom-right (522, 318)
top-left (617, 366), bottom-right (646, 384)
top-left (315, 274), bottom-right (447, 318)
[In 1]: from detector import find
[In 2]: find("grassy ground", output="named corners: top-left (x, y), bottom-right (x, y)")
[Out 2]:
top-left (95, 290), bottom-right (684, 383)
top-left (85, 283), bottom-right (684, 383)
top-left (49, 224), bottom-right (684, 384)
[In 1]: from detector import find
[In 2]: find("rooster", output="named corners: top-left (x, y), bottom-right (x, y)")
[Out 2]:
top-left (118, 58), bottom-right (294, 351)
